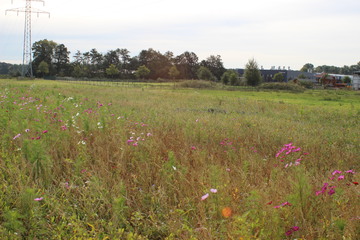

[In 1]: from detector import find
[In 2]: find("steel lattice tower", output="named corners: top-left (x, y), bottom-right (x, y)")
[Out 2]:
top-left (6, 0), bottom-right (50, 78)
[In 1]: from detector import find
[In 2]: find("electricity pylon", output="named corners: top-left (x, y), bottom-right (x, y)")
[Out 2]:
top-left (6, 0), bottom-right (50, 78)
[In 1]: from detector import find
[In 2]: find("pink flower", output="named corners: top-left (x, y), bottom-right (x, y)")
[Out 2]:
top-left (201, 193), bottom-right (209, 201)
top-left (25, 129), bottom-right (30, 132)
top-left (61, 125), bottom-right (67, 130)
top-left (345, 170), bottom-right (355, 174)
top-left (285, 230), bottom-right (293, 236)
top-left (210, 188), bottom-right (218, 193)
top-left (328, 187), bottom-right (336, 195)
top-left (281, 201), bottom-right (292, 206)
top-left (34, 197), bottom-right (43, 201)
top-left (338, 175), bottom-right (345, 180)
top-left (332, 170), bottom-right (342, 176)
top-left (13, 133), bottom-right (21, 140)
top-left (292, 226), bottom-right (300, 231)
top-left (42, 130), bottom-right (48, 134)
top-left (191, 146), bottom-right (197, 150)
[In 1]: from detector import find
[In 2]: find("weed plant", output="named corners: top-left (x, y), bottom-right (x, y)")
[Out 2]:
top-left (0, 79), bottom-right (359, 239)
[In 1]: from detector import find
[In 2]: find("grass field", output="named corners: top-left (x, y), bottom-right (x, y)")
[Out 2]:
top-left (0, 79), bottom-right (359, 239)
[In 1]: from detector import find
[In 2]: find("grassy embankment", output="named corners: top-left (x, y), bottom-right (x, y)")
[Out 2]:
top-left (0, 79), bottom-right (359, 239)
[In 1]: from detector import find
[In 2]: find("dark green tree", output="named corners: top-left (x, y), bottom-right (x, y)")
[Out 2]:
top-left (273, 72), bottom-right (284, 82)
top-left (244, 58), bottom-right (262, 86)
top-left (174, 51), bottom-right (199, 79)
top-left (300, 63), bottom-right (314, 72)
top-left (53, 44), bottom-right (70, 76)
top-left (221, 70), bottom-right (239, 85)
top-left (197, 66), bottom-right (216, 81)
top-left (200, 55), bottom-right (226, 81)
top-left (138, 48), bottom-right (171, 79)
top-left (32, 39), bottom-right (57, 76)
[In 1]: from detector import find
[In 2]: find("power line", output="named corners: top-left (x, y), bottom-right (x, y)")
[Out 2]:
top-left (6, 0), bottom-right (50, 78)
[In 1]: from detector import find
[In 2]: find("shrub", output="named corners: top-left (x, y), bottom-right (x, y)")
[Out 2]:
top-left (221, 70), bottom-right (239, 85)
top-left (177, 80), bottom-right (216, 89)
top-left (298, 80), bottom-right (314, 89)
top-left (258, 82), bottom-right (305, 92)
top-left (197, 66), bottom-right (216, 81)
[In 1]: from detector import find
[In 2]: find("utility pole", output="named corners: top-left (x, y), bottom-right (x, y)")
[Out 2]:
top-left (6, 0), bottom-right (50, 78)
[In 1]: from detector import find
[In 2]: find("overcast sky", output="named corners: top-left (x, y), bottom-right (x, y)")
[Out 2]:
top-left (1, 0), bottom-right (359, 70)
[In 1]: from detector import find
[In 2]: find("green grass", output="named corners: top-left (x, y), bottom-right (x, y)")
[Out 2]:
top-left (0, 79), bottom-right (359, 239)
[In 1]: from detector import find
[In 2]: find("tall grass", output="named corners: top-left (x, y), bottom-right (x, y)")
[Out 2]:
top-left (0, 79), bottom-right (359, 239)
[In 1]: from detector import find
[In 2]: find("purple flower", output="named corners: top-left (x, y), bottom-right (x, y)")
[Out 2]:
top-left (201, 193), bottom-right (209, 201)
top-left (332, 170), bottom-right (342, 176)
top-left (13, 133), bottom-right (21, 140)
top-left (210, 188), bottom-right (218, 193)
top-left (292, 226), bottom-right (300, 231)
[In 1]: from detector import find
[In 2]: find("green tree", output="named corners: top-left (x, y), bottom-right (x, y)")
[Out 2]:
top-left (273, 72), bottom-right (284, 82)
top-left (37, 61), bottom-right (49, 77)
top-left (32, 39), bottom-right (57, 76)
top-left (135, 65), bottom-right (150, 79)
top-left (168, 65), bottom-right (180, 80)
top-left (197, 66), bottom-right (216, 81)
top-left (200, 55), bottom-right (226, 81)
top-left (106, 64), bottom-right (120, 78)
top-left (174, 51), bottom-right (199, 79)
top-left (300, 63), bottom-right (314, 73)
top-left (244, 58), bottom-right (262, 86)
top-left (221, 70), bottom-right (239, 85)
top-left (53, 44), bottom-right (70, 76)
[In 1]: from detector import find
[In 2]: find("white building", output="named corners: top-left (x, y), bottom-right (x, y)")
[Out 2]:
top-left (353, 71), bottom-right (360, 90)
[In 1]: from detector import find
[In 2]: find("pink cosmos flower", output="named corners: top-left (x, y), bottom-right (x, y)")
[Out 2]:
top-left (292, 226), bottom-right (300, 231)
top-left (285, 230), bottom-right (293, 236)
top-left (42, 130), bottom-right (48, 134)
top-left (201, 193), bottom-right (209, 201)
top-left (34, 197), bottom-right (43, 201)
top-left (191, 146), bottom-right (197, 150)
top-left (345, 170), bottom-right (355, 174)
top-left (328, 187), bottom-right (336, 195)
top-left (61, 125), bottom-right (67, 130)
top-left (13, 133), bottom-right (21, 140)
top-left (332, 170), bottom-right (342, 176)
top-left (338, 175), bottom-right (345, 180)
top-left (210, 188), bottom-right (218, 193)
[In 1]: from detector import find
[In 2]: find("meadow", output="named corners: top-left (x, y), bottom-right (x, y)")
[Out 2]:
top-left (0, 79), bottom-right (359, 239)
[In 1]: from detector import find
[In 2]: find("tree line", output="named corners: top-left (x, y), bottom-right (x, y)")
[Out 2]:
top-left (11, 39), bottom-right (229, 82)
top-left (300, 63), bottom-right (360, 75)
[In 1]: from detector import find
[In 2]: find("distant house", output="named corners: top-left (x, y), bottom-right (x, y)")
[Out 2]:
top-left (236, 68), bottom-right (315, 82)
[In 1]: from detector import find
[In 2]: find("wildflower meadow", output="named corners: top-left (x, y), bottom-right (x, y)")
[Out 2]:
top-left (0, 79), bottom-right (359, 239)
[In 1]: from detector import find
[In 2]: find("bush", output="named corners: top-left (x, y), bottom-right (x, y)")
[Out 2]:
top-left (221, 70), bottom-right (239, 85)
top-left (258, 82), bottom-right (305, 92)
top-left (177, 80), bottom-right (216, 89)
top-left (298, 80), bottom-right (314, 89)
